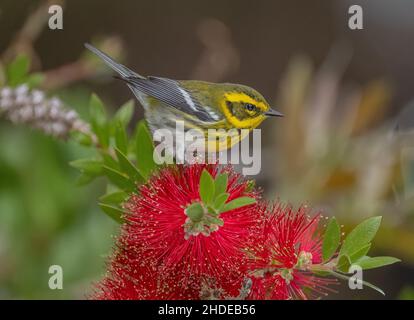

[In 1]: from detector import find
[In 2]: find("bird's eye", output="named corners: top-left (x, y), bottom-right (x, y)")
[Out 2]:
top-left (245, 103), bottom-right (255, 111)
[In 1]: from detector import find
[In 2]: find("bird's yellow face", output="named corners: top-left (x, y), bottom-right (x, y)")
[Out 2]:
top-left (219, 88), bottom-right (281, 129)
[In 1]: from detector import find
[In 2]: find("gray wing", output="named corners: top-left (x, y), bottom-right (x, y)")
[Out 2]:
top-left (124, 76), bottom-right (218, 122)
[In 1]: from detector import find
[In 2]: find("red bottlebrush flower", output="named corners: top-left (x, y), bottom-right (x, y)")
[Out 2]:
top-left (94, 163), bottom-right (263, 300)
top-left (248, 204), bottom-right (337, 300)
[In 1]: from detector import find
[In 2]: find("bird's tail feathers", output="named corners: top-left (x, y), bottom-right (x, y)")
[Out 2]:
top-left (84, 43), bottom-right (144, 79)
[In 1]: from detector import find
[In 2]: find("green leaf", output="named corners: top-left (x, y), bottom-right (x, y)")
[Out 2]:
top-left (353, 256), bottom-right (400, 270)
top-left (339, 216), bottom-right (382, 259)
top-left (349, 243), bottom-right (371, 263)
top-left (69, 158), bottom-right (103, 176)
top-left (75, 172), bottom-right (95, 186)
top-left (221, 196), bottom-right (256, 213)
top-left (337, 254), bottom-right (352, 273)
top-left (102, 153), bottom-right (119, 170)
top-left (322, 217), bottom-right (341, 262)
top-left (209, 216), bottom-right (224, 226)
top-left (185, 202), bottom-right (204, 222)
top-left (114, 100), bottom-right (134, 126)
top-left (213, 193), bottom-right (229, 211)
top-left (206, 205), bottom-right (217, 215)
top-left (99, 203), bottom-right (124, 223)
top-left (200, 169), bottom-right (215, 205)
top-left (214, 173), bottom-right (228, 198)
top-left (114, 121), bottom-right (128, 154)
top-left (6, 54), bottom-right (30, 86)
top-left (26, 73), bottom-right (44, 88)
top-left (89, 94), bottom-right (109, 148)
top-left (135, 120), bottom-right (157, 179)
top-left (311, 269), bottom-right (330, 277)
top-left (103, 165), bottom-right (136, 191)
top-left (100, 191), bottom-right (128, 205)
top-left (337, 243), bottom-right (371, 271)
top-left (114, 147), bottom-right (144, 183)
top-left (70, 131), bottom-right (93, 146)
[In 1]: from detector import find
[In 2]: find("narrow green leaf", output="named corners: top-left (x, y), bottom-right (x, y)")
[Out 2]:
top-left (103, 165), bottom-right (136, 191)
top-left (102, 153), bottom-right (119, 170)
top-left (337, 254), bottom-right (352, 273)
top-left (209, 216), bottom-right (224, 226)
top-left (75, 173), bottom-right (95, 186)
top-left (89, 94), bottom-right (109, 148)
top-left (99, 203), bottom-right (124, 223)
top-left (213, 193), bottom-right (230, 211)
top-left (185, 202), bottom-right (204, 222)
top-left (6, 54), bottom-right (30, 86)
top-left (337, 243), bottom-right (371, 271)
top-left (114, 121), bottom-right (128, 154)
top-left (135, 120), bottom-right (157, 179)
top-left (114, 100), bottom-right (134, 126)
top-left (339, 216), bottom-right (382, 259)
top-left (214, 173), bottom-right (228, 198)
top-left (322, 217), bottom-right (341, 262)
top-left (199, 169), bottom-right (215, 205)
top-left (221, 196), bottom-right (256, 213)
top-left (70, 131), bottom-right (93, 146)
top-left (311, 270), bottom-right (330, 277)
top-left (353, 256), bottom-right (401, 270)
top-left (99, 191), bottom-right (128, 206)
top-left (349, 243), bottom-right (371, 263)
top-left (206, 205), bottom-right (217, 215)
top-left (69, 158), bottom-right (103, 176)
top-left (114, 147), bottom-right (144, 183)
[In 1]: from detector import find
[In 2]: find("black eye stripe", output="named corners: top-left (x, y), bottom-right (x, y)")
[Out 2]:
top-left (226, 100), bottom-right (235, 115)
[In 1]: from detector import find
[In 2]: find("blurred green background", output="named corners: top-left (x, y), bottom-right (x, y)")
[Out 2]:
top-left (1, 0), bottom-right (414, 299)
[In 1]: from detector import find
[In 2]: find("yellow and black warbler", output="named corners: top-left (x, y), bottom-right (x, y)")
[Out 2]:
top-left (85, 43), bottom-right (282, 155)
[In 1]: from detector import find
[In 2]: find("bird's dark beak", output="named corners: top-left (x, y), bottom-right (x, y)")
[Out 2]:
top-left (264, 108), bottom-right (284, 117)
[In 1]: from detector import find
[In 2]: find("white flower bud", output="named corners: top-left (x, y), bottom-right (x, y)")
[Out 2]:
top-left (19, 106), bottom-right (34, 121)
top-left (0, 98), bottom-right (13, 110)
top-left (52, 122), bottom-right (67, 136)
top-left (34, 105), bottom-right (47, 118)
top-left (65, 110), bottom-right (78, 122)
top-left (15, 94), bottom-right (30, 105)
top-left (1, 87), bottom-right (13, 98)
top-left (49, 105), bottom-right (60, 119)
top-left (31, 90), bottom-right (45, 104)
top-left (49, 98), bottom-right (61, 108)
top-left (15, 84), bottom-right (29, 96)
